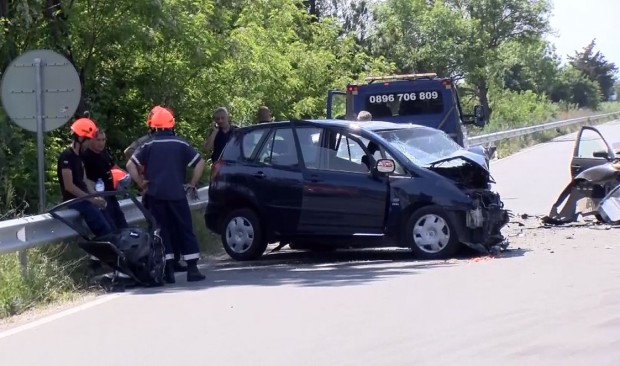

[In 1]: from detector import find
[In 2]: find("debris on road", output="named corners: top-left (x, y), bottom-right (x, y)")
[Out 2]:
top-left (542, 125), bottom-right (620, 226)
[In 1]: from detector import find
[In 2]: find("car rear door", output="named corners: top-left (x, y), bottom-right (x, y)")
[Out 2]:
top-left (571, 126), bottom-right (616, 178)
top-left (247, 125), bottom-right (304, 235)
top-left (292, 122), bottom-right (389, 236)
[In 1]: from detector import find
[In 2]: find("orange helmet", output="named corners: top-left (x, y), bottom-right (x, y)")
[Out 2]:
top-left (111, 168), bottom-right (131, 190)
top-left (71, 118), bottom-right (97, 139)
top-left (147, 106), bottom-right (175, 129)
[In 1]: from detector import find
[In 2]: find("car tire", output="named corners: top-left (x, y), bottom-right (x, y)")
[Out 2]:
top-left (404, 205), bottom-right (460, 260)
top-left (221, 208), bottom-right (267, 261)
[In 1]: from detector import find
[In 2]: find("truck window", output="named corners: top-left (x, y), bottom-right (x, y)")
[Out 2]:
top-left (364, 90), bottom-right (444, 118)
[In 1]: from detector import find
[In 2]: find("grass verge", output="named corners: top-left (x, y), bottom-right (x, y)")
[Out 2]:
top-left (0, 209), bottom-right (222, 320)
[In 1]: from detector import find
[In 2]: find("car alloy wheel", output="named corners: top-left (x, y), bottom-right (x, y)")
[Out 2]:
top-left (225, 216), bottom-right (255, 254)
top-left (412, 214), bottom-right (450, 254)
top-left (404, 205), bottom-right (460, 259)
top-left (221, 208), bottom-right (267, 261)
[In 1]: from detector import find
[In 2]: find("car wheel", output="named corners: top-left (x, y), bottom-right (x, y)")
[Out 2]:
top-left (405, 205), bottom-right (460, 260)
top-left (221, 208), bottom-right (267, 261)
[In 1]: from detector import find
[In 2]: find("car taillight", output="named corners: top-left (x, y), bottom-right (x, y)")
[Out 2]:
top-left (210, 159), bottom-right (225, 183)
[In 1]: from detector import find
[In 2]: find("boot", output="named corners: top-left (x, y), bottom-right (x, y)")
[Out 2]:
top-left (186, 259), bottom-right (206, 282)
top-left (173, 260), bottom-right (188, 272)
top-left (173, 251), bottom-right (186, 272)
top-left (164, 260), bottom-right (176, 284)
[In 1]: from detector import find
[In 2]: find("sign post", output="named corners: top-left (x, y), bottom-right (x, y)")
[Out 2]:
top-left (1, 49), bottom-right (82, 276)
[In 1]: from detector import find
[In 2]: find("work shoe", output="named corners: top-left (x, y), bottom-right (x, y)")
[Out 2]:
top-left (186, 259), bottom-right (206, 282)
top-left (173, 261), bottom-right (188, 272)
top-left (187, 267), bottom-right (206, 282)
top-left (164, 261), bottom-right (176, 284)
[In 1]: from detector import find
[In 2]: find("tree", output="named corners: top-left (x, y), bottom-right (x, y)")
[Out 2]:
top-left (372, 0), bottom-right (553, 119)
top-left (568, 39), bottom-right (618, 101)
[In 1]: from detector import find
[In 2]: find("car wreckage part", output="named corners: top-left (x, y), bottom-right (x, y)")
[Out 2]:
top-left (221, 208), bottom-right (267, 261)
top-left (463, 191), bottom-right (510, 254)
top-left (427, 158), bottom-right (490, 190)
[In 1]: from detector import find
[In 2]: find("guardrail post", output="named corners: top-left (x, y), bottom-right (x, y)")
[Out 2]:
top-left (19, 250), bottom-right (28, 279)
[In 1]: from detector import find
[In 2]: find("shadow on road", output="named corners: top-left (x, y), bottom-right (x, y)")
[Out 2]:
top-left (120, 246), bottom-right (529, 295)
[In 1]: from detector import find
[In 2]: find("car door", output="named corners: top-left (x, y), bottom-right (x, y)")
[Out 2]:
top-left (571, 126), bottom-right (616, 178)
top-left (293, 123), bottom-right (389, 236)
top-left (247, 126), bottom-right (304, 235)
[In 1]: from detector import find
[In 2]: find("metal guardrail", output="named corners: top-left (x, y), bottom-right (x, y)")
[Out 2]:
top-left (467, 112), bottom-right (620, 146)
top-left (1, 111), bottom-right (619, 257)
top-left (0, 187), bottom-right (209, 255)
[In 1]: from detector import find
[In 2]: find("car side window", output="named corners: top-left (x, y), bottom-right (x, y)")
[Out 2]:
top-left (577, 129), bottom-right (609, 159)
top-left (241, 129), bottom-right (268, 160)
top-left (257, 128), bottom-right (299, 168)
top-left (320, 130), bottom-right (371, 174)
top-left (295, 126), bottom-right (321, 169)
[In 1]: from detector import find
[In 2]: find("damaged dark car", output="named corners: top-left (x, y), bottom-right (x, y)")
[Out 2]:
top-left (205, 119), bottom-right (510, 261)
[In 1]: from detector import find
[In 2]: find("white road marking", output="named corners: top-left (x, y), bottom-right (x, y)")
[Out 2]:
top-left (0, 293), bottom-right (124, 340)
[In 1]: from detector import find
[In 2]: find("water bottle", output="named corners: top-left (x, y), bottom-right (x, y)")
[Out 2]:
top-left (95, 178), bottom-right (105, 192)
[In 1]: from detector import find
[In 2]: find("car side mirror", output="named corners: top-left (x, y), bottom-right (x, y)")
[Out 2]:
top-left (593, 150), bottom-right (611, 159)
top-left (473, 105), bottom-right (486, 127)
top-left (375, 159), bottom-right (396, 174)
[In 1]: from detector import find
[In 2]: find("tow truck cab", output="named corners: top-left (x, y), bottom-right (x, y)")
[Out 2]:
top-left (326, 73), bottom-right (487, 147)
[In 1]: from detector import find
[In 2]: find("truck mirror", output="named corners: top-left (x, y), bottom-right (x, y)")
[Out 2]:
top-left (473, 105), bottom-right (486, 127)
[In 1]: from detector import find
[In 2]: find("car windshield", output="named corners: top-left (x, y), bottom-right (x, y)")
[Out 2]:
top-left (375, 128), bottom-right (463, 166)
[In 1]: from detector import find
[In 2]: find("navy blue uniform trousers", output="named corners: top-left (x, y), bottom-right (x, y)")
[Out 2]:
top-left (146, 196), bottom-right (200, 261)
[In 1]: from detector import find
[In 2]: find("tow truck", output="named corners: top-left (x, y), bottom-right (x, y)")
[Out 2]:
top-left (326, 73), bottom-right (488, 148)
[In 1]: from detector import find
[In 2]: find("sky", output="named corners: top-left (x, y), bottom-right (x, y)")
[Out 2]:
top-left (547, 0), bottom-right (619, 67)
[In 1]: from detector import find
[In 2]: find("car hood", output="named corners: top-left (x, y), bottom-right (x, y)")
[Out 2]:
top-left (426, 149), bottom-right (490, 172)
top-left (422, 149), bottom-right (492, 190)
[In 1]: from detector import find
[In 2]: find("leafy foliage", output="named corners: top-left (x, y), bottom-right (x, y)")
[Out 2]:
top-left (0, 0), bottom-right (618, 216)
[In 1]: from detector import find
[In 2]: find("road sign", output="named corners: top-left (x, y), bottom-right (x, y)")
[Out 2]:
top-left (0, 49), bottom-right (83, 221)
top-left (0, 49), bottom-right (81, 132)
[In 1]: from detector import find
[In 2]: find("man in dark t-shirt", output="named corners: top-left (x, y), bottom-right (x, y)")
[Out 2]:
top-left (57, 118), bottom-right (113, 238)
top-left (203, 107), bottom-right (235, 163)
top-left (82, 129), bottom-right (128, 230)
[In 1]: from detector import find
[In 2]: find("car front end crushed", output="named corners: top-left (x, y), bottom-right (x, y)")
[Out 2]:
top-left (423, 154), bottom-right (511, 254)
top-left (457, 190), bottom-right (511, 254)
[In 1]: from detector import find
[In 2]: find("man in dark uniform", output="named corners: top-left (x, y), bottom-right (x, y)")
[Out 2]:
top-left (81, 129), bottom-right (128, 230)
top-left (126, 105), bottom-right (206, 283)
top-left (57, 118), bottom-right (113, 237)
top-left (124, 132), bottom-right (188, 273)
top-left (203, 107), bottom-right (235, 163)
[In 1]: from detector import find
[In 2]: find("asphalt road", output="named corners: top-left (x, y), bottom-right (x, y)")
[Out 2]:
top-left (1, 121), bottom-right (620, 366)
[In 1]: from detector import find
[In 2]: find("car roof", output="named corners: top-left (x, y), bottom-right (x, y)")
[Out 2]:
top-left (238, 119), bottom-right (439, 133)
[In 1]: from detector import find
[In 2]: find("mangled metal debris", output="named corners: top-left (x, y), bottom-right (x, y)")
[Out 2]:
top-left (542, 125), bottom-right (620, 226)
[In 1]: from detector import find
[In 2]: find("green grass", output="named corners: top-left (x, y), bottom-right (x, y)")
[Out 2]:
top-left (0, 209), bottom-right (222, 320)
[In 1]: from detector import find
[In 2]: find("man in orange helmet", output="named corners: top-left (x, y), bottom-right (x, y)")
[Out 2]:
top-left (56, 118), bottom-right (113, 237)
top-left (124, 131), bottom-right (188, 273)
top-left (126, 106), bottom-right (206, 283)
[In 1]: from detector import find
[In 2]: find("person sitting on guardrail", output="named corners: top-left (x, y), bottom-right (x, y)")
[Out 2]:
top-left (56, 118), bottom-right (114, 238)
top-left (126, 105), bottom-right (206, 283)
top-left (81, 129), bottom-right (129, 230)
top-left (123, 131), bottom-right (188, 273)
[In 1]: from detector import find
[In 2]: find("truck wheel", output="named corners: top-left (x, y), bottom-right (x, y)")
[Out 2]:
top-left (221, 208), bottom-right (267, 261)
top-left (405, 205), bottom-right (460, 260)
